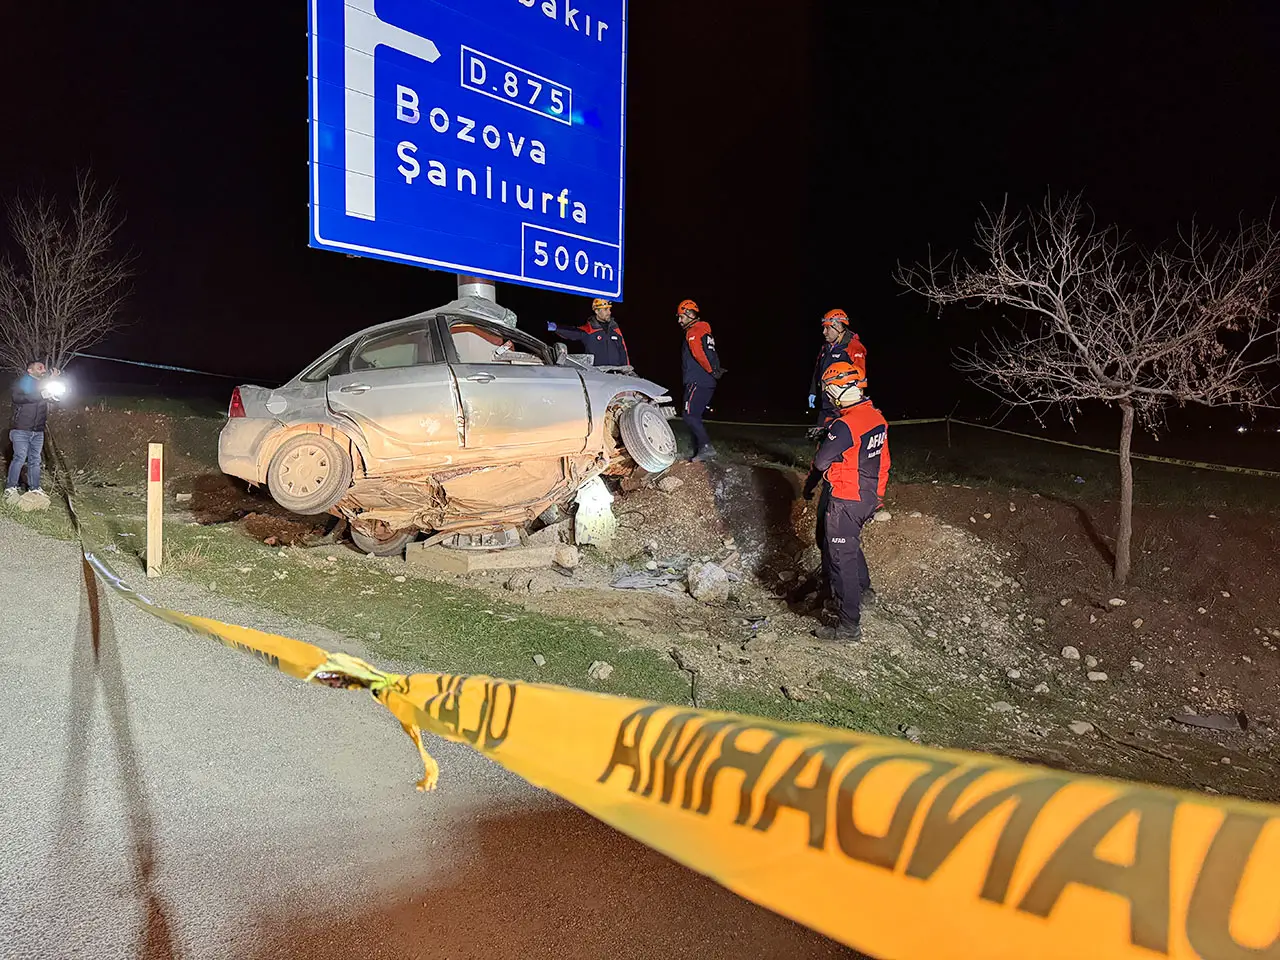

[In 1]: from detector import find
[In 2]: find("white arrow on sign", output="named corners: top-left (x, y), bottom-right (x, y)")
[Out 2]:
top-left (343, 0), bottom-right (440, 221)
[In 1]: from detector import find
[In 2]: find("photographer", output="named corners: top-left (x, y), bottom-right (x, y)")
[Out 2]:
top-left (6, 360), bottom-right (63, 503)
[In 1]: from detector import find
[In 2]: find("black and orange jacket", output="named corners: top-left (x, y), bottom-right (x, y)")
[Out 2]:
top-left (813, 400), bottom-right (889, 503)
top-left (681, 320), bottom-right (722, 385)
top-left (555, 318), bottom-right (630, 366)
top-left (809, 330), bottom-right (866, 398)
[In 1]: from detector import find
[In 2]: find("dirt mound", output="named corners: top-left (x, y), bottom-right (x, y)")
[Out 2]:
top-left (240, 512), bottom-right (331, 547)
top-left (42, 402), bottom-right (223, 483)
top-left (607, 462), bottom-right (734, 562)
top-left (607, 461), bottom-right (809, 574)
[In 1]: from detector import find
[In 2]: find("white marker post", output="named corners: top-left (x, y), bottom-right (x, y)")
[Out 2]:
top-left (147, 443), bottom-right (163, 578)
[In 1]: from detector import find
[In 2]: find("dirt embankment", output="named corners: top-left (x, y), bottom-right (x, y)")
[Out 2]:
top-left (500, 459), bottom-right (1279, 799)
top-left (40, 401), bottom-right (1280, 800)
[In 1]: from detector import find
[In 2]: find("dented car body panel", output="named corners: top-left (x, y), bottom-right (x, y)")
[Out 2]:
top-left (218, 299), bottom-right (673, 535)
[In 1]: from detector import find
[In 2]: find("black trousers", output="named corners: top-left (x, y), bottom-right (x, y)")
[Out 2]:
top-left (814, 475), bottom-right (831, 551)
top-left (825, 496), bottom-right (874, 627)
top-left (682, 381), bottom-right (714, 453)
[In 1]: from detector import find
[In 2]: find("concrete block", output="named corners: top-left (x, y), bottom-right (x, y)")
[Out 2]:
top-left (406, 542), bottom-right (556, 574)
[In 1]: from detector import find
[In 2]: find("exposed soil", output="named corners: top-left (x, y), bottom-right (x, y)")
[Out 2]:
top-left (39, 401), bottom-right (1279, 801)
top-left (44, 402), bottom-right (224, 483)
top-left (406, 459), bottom-right (1280, 801)
top-left (892, 481), bottom-right (1280, 729)
top-left (42, 403), bottom-right (336, 549)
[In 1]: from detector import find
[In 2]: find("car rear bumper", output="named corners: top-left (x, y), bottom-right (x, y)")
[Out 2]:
top-left (217, 418), bottom-right (279, 484)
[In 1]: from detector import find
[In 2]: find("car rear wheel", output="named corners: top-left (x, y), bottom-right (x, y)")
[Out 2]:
top-left (266, 433), bottom-right (353, 515)
top-left (350, 521), bottom-right (418, 558)
top-left (619, 402), bottom-right (678, 473)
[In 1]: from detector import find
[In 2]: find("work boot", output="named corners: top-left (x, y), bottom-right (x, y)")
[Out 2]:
top-left (812, 623), bottom-right (862, 643)
top-left (691, 444), bottom-right (718, 463)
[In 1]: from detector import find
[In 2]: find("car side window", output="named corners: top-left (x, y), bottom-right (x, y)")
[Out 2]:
top-left (351, 324), bottom-right (438, 371)
top-left (448, 318), bottom-right (548, 366)
top-left (300, 346), bottom-right (348, 382)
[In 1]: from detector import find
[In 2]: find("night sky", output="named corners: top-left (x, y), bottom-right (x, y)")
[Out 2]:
top-left (2, 2), bottom-right (1278, 422)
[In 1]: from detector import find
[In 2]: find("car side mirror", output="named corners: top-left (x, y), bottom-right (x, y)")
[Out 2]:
top-left (553, 342), bottom-right (569, 365)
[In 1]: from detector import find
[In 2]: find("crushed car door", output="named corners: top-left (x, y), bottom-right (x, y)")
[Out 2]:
top-left (444, 316), bottom-right (589, 454)
top-left (326, 320), bottom-right (462, 467)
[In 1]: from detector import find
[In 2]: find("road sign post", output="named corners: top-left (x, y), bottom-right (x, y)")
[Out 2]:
top-left (308, 0), bottom-right (628, 299)
top-left (457, 274), bottom-right (497, 302)
top-left (146, 443), bottom-right (163, 579)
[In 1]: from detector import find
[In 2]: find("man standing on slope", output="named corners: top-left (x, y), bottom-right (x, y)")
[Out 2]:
top-left (804, 308), bottom-right (869, 581)
top-left (808, 309), bottom-right (866, 433)
top-left (809, 360), bottom-right (889, 642)
top-left (677, 299), bottom-right (724, 462)
top-left (6, 359), bottom-right (63, 505)
top-left (547, 299), bottom-right (631, 369)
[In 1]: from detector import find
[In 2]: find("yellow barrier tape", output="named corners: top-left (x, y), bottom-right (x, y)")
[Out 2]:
top-left (75, 547), bottom-right (1280, 960)
top-left (701, 415), bottom-right (1280, 479)
top-left (704, 417), bottom-right (948, 428)
top-left (952, 420), bottom-right (1280, 480)
top-left (52, 436), bottom-right (1280, 960)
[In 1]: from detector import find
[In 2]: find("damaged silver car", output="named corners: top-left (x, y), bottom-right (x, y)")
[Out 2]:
top-left (218, 298), bottom-right (678, 555)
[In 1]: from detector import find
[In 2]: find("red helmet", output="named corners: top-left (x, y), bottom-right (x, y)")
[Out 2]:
top-left (821, 359), bottom-right (867, 390)
top-left (677, 299), bottom-right (700, 317)
top-left (822, 308), bottom-right (849, 326)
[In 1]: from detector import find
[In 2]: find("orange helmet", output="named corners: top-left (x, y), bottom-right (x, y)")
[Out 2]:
top-left (591, 298), bottom-right (612, 310)
top-left (677, 299), bottom-right (700, 316)
top-left (822, 308), bottom-right (849, 326)
top-left (821, 359), bottom-right (867, 390)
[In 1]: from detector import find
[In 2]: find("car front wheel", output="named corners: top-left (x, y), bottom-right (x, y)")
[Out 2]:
top-left (266, 433), bottom-right (353, 515)
top-left (619, 402), bottom-right (678, 473)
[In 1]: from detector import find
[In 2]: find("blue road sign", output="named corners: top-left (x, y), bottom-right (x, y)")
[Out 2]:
top-left (308, 0), bottom-right (628, 299)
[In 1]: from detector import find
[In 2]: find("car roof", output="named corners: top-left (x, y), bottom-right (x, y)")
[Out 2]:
top-left (297, 296), bottom-right (520, 376)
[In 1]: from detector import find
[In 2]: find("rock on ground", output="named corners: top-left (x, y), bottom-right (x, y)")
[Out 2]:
top-left (554, 545), bottom-right (580, 569)
top-left (687, 562), bottom-right (731, 603)
top-left (587, 660), bottom-right (614, 681)
top-left (797, 545), bottom-right (823, 573)
top-left (656, 475), bottom-right (683, 493)
top-left (16, 491), bottom-right (51, 513)
top-left (504, 573), bottom-right (554, 594)
top-left (528, 519), bottom-right (573, 546)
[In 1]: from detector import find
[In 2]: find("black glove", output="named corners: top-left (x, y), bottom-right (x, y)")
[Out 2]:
top-left (803, 473), bottom-right (820, 501)
top-left (713, 368), bottom-right (726, 379)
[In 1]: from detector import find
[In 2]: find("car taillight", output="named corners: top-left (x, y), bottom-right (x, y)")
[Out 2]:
top-left (228, 387), bottom-right (246, 419)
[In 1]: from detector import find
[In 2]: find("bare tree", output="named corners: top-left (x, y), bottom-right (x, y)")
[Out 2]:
top-left (898, 193), bottom-right (1280, 584)
top-left (0, 173), bottom-right (133, 373)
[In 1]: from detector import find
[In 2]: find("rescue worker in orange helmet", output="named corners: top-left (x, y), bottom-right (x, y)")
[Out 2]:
top-left (547, 299), bottom-right (630, 368)
top-left (808, 309), bottom-right (866, 432)
top-left (802, 308), bottom-right (869, 580)
top-left (809, 359), bottom-right (889, 642)
top-left (677, 299), bottom-right (725, 462)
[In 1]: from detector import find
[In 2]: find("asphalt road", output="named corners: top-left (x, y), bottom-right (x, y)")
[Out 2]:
top-left (0, 519), bottom-right (852, 960)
